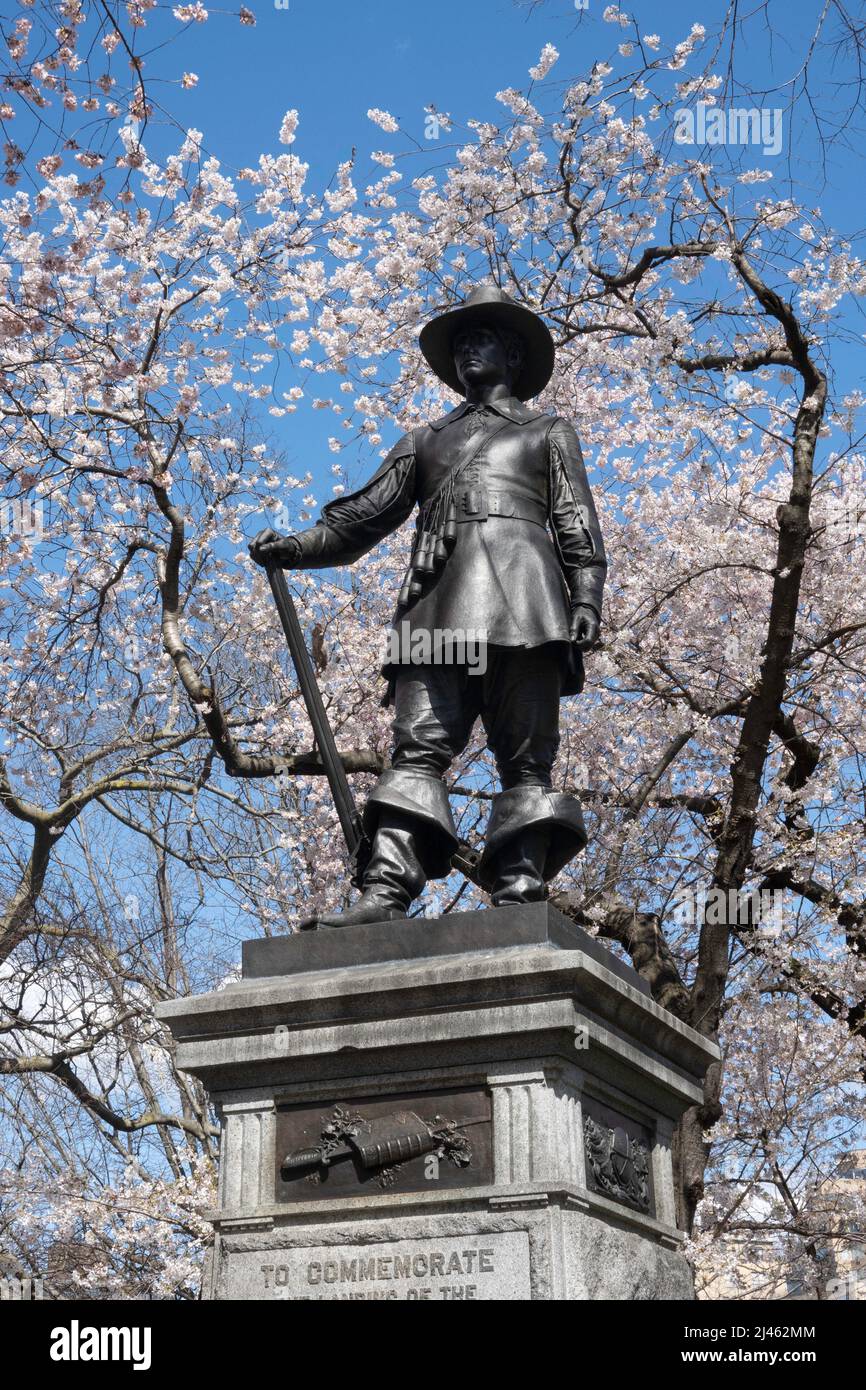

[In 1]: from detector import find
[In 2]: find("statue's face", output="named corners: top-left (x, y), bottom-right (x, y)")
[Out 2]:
top-left (453, 322), bottom-right (515, 392)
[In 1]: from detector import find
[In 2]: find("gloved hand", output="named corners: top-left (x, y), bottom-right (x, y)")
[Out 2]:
top-left (569, 604), bottom-right (600, 651)
top-left (248, 527), bottom-right (302, 568)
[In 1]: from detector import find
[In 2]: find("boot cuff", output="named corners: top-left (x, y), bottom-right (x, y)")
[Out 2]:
top-left (363, 769), bottom-right (458, 879)
top-left (478, 786), bottom-right (587, 889)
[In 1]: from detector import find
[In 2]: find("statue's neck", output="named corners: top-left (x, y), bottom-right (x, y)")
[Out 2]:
top-left (463, 381), bottom-right (513, 408)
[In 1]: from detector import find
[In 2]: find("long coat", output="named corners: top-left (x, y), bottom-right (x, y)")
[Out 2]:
top-left (290, 395), bottom-right (607, 697)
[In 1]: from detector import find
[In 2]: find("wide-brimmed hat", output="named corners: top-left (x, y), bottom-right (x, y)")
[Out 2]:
top-left (419, 284), bottom-right (555, 401)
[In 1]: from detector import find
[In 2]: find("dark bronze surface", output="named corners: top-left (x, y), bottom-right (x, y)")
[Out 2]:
top-left (582, 1096), bottom-right (655, 1216)
top-left (242, 901), bottom-right (650, 995)
top-left (275, 1087), bottom-right (493, 1202)
top-left (419, 283), bottom-right (556, 400)
top-left (249, 286), bottom-right (607, 928)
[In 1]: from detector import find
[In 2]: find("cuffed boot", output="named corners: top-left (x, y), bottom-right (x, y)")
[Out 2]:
top-left (478, 785), bottom-right (588, 904)
top-left (303, 811), bottom-right (428, 929)
top-left (300, 769), bottom-right (459, 931)
top-left (486, 825), bottom-right (552, 905)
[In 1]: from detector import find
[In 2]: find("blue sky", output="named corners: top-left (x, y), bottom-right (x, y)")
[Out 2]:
top-left (168, 0), bottom-right (861, 200)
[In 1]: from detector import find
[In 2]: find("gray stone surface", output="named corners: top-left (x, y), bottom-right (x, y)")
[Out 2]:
top-left (156, 906), bottom-right (718, 1300)
top-left (227, 1231), bottom-right (530, 1301)
top-left (209, 1197), bottom-right (693, 1301)
top-left (564, 1208), bottom-right (694, 1300)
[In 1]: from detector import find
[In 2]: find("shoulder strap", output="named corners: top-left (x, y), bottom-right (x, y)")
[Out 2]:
top-left (421, 414), bottom-right (511, 520)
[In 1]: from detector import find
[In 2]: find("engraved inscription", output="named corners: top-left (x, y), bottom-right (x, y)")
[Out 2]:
top-left (226, 1232), bottom-right (531, 1300)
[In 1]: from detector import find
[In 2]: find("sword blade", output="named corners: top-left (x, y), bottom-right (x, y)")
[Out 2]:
top-left (265, 563), bottom-right (370, 884)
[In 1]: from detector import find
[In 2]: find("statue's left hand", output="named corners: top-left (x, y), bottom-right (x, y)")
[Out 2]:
top-left (569, 604), bottom-right (600, 651)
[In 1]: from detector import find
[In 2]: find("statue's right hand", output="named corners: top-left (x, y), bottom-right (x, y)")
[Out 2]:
top-left (248, 527), bottom-right (302, 568)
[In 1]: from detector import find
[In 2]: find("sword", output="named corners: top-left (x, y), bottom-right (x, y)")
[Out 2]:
top-left (263, 562), bottom-right (481, 895)
top-left (281, 1112), bottom-right (488, 1176)
top-left (264, 562), bottom-right (371, 888)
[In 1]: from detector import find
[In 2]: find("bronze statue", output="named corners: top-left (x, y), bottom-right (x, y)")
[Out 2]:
top-left (250, 285), bottom-right (606, 928)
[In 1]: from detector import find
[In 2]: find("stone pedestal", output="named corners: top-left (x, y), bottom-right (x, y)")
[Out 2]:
top-left (156, 904), bottom-right (718, 1301)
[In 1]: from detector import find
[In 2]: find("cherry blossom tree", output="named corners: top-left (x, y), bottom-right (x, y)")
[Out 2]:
top-left (1, 1), bottom-right (865, 1296)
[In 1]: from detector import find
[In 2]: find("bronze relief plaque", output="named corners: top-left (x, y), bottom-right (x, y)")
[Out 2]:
top-left (275, 1086), bottom-right (493, 1203)
top-left (582, 1096), bottom-right (655, 1217)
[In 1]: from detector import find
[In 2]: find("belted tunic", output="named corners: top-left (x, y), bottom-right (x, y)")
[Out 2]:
top-left (290, 396), bottom-right (607, 697)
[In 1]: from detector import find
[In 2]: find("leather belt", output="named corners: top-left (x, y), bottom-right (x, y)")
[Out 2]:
top-left (455, 488), bottom-right (547, 527)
